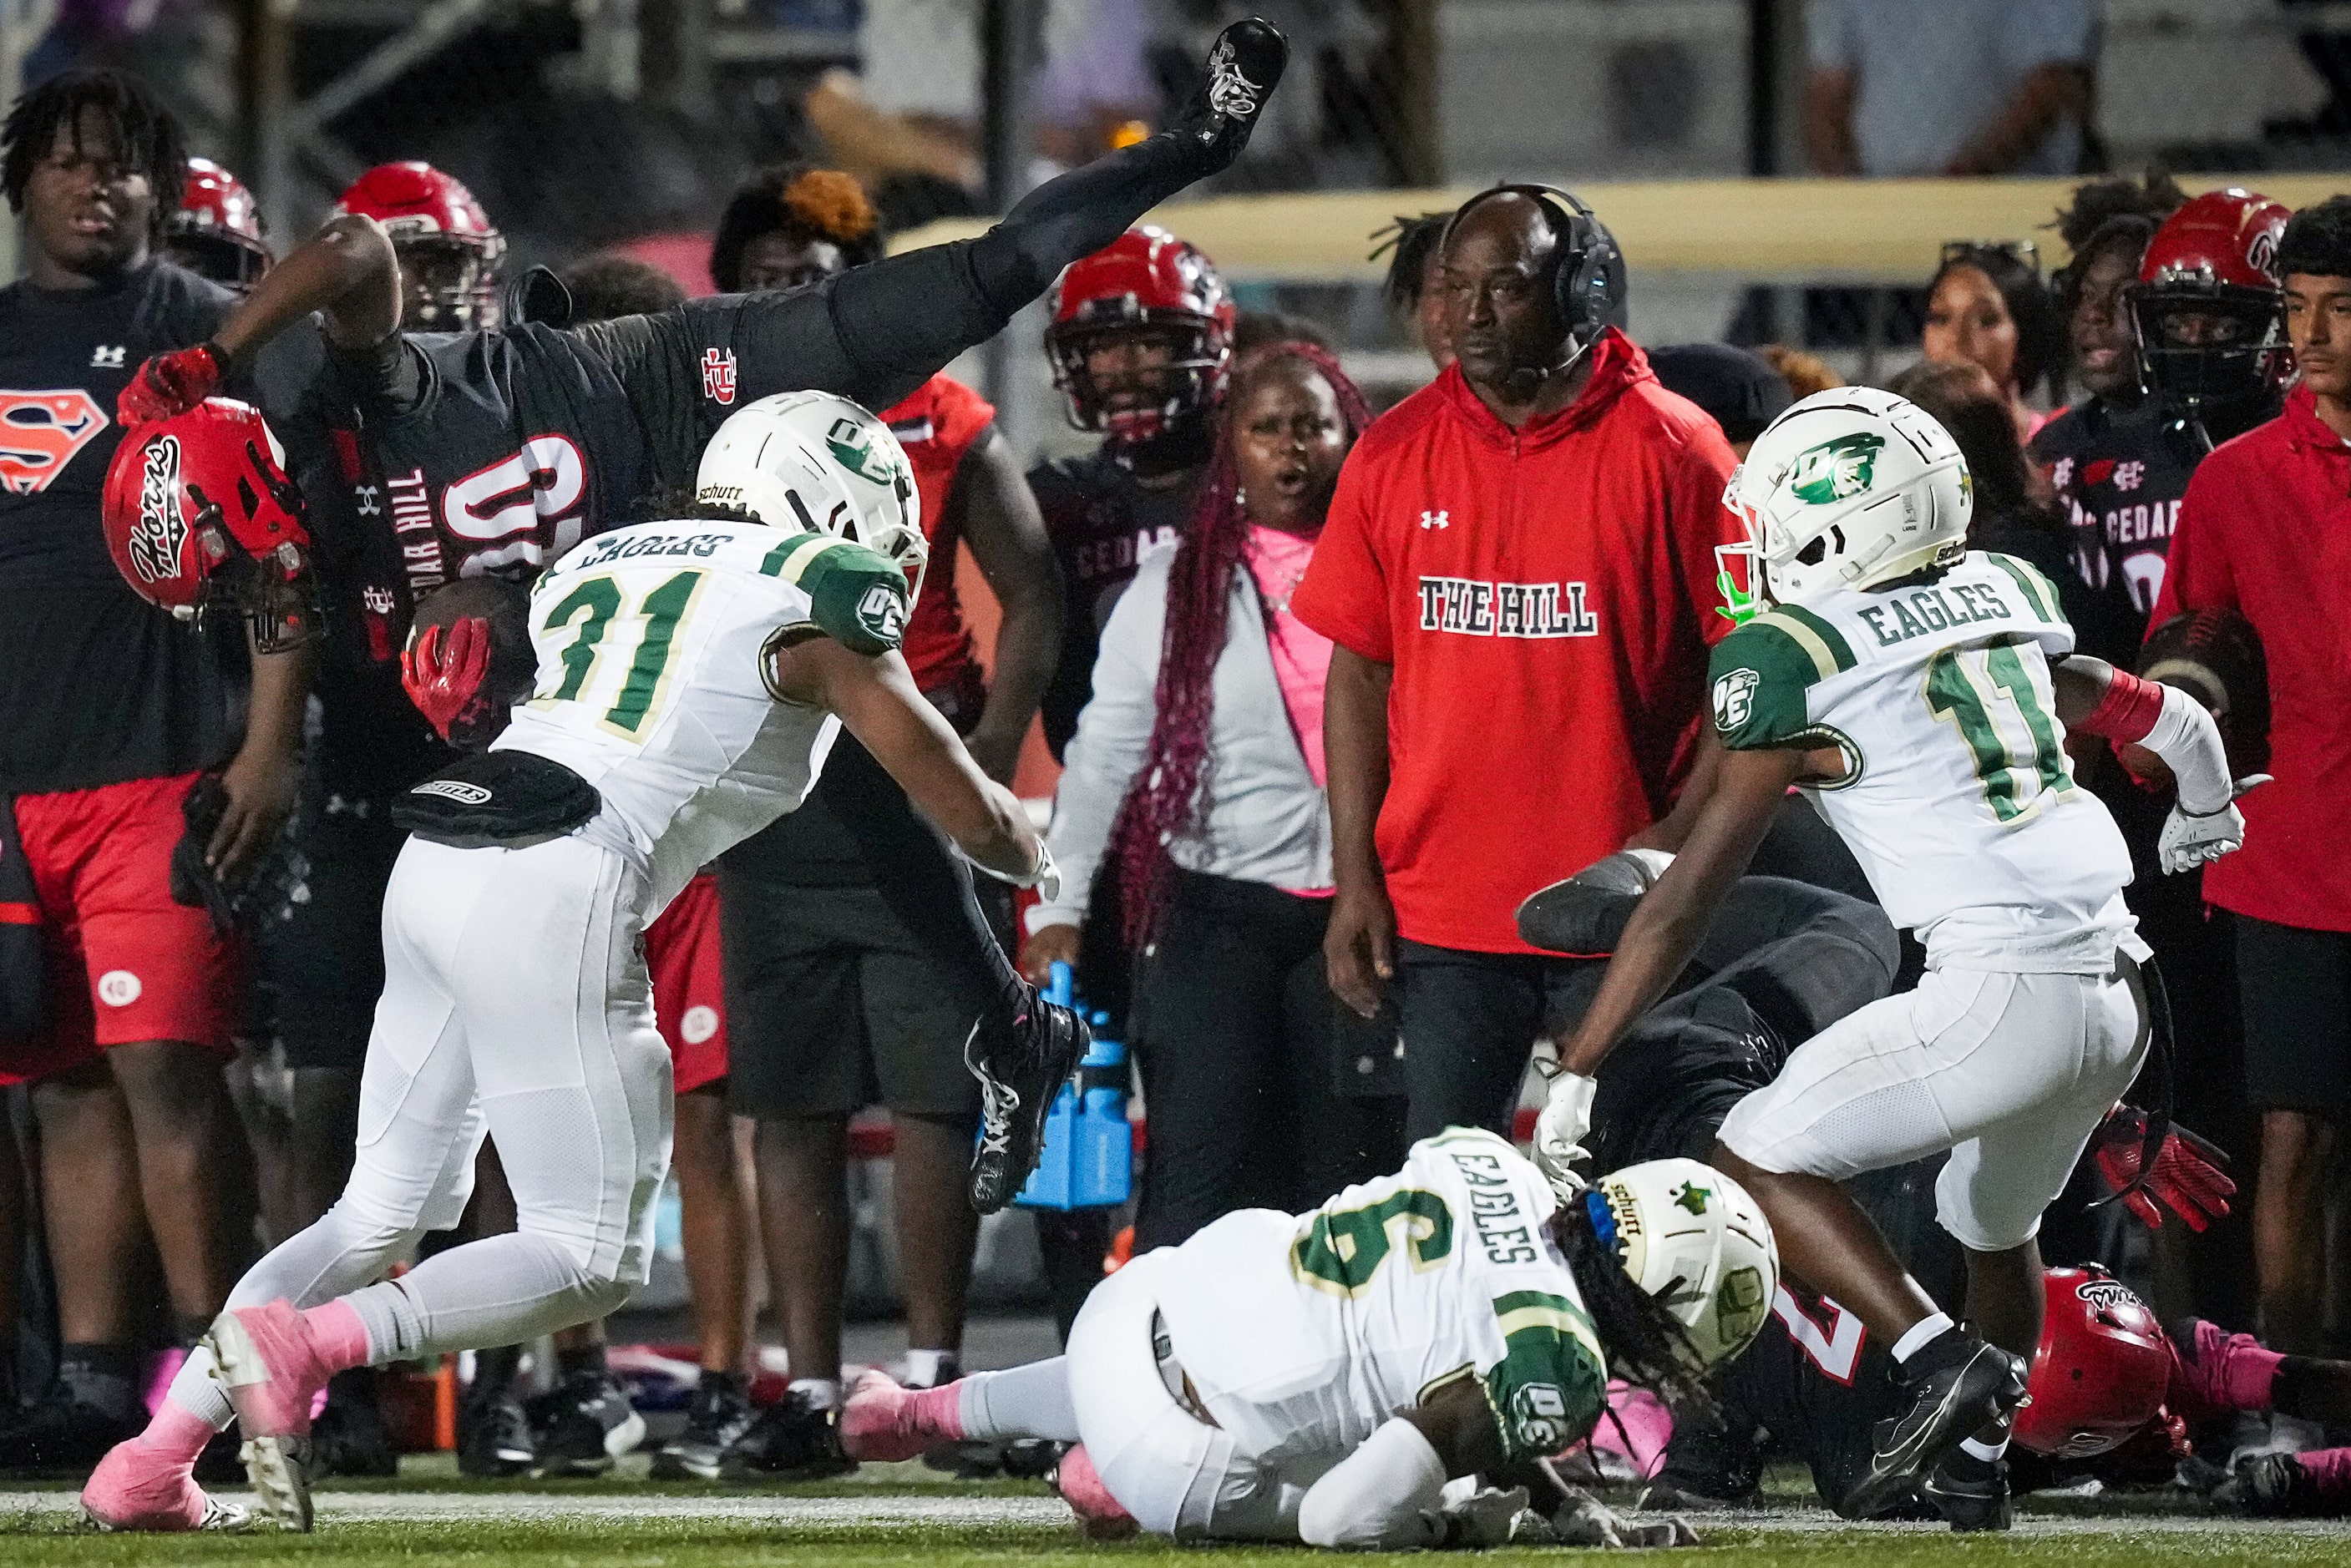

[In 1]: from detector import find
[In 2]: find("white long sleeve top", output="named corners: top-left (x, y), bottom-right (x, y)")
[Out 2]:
top-left (1026, 540), bottom-right (1332, 933)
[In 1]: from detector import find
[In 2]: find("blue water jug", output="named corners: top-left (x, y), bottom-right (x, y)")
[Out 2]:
top-left (1012, 961), bottom-right (1134, 1211)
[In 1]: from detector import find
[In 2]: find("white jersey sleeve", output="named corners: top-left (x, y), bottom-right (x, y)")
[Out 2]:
top-left (1152, 1130), bottom-right (1608, 1471)
top-left (1708, 551), bottom-right (2135, 969)
top-left (493, 518), bottom-right (909, 910)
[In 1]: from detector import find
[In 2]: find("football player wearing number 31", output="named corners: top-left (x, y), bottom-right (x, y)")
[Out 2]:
top-left (81, 392), bottom-right (1056, 1532)
top-left (1528, 387), bottom-right (2258, 1525)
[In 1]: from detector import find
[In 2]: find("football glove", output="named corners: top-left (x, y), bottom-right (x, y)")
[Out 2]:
top-left (1550, 1490), bottom-right (1700, 1550)
top-left (119, 341), bottom-right (228, 425)
top-left (2093, 1104), bottom-right (2235, 1232)
top-left (2156, 773), bottom-right (2268, 876)
top-left (965, 840), bottom-right (1061, 904)
top-left (401, 617), bottom-right (494, 745)
top-left (1436, 1487), bottom-right (1538, 1549)
top-left (1532, 1069), bottom-right (1599, 1199)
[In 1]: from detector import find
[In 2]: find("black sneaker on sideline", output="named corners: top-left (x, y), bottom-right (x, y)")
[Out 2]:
top-left (1001, 1437), bottom-right (1067, 1480)
top-left (0, 1393), bottom-right (143, 1479)
top-left (651, 1375), bottom-right (754, 1481)
top-left (457, 1390), bottom-right (537, 1479)
top-left (529, 1369), bottom-right (646, 1478)
top-left (1921, 1450), bottom-right (2012, 1531)
top-left (965, 989), bottom-right (1090, 1213)
top-left (1168, 18), bottom-right (1289, 169)
top-left (717, 1388), bottom-right (855, 1483)
top-left (194, 1427), bottom-right (246, 1486)
top-left (310, 1383), bottom-right (401, 1479)
top-left (1842, 1334), bottom-right (2028, 1520)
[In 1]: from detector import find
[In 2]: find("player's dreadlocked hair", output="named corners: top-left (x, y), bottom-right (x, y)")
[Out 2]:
top-left (710, 163), bottom-right (885, 292)
top-left (1369, 212), bottom-right (1452, 314)
top-left (1548, 1197), bottom-right (1721, 1429)
top-left (2, 67), bottom-right (185, 230)
top-left (1105, 341), bottom-right (1374, 946)
top-left (2049, 169), bottom-right (2188, 255)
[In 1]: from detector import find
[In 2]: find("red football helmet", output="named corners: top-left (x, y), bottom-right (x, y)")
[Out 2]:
top-left (332, 161), bottom-right (506, 331)
top-left (2131, 188), bottom-right (2291, 414)
top-left (165, 158), bottom-right (271, 292)
top-left (2013, 1266), bottom-right (2175, 1460)
top-left (103, 398), bottom-right (313, 652)
top-left (1046, 225), bottom-right (1235, 444)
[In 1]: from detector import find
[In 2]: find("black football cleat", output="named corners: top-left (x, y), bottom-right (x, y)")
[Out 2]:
top-left (2223, 1451), bottom-right (2308, 1515)
top-left (717, 1388), bottom-right (855, 1483)
top-left (1920, 1450), bottom-right (2012, 1532)
top-left (1841, 1334), bottom-right (2028, 1520)
top-left (1168, 18), bottom-right (1288, 169)
top-left (651, 1373), bottom-right (755, 1481)
top-left (528, 1368), bottom-right (646, 1478)
top-left (456, 1389), bottom-right (537, 1479)
top-left (0, 1392), bottom-right (144, 1479)
top-left (965, 986), bottom-right (1090, 1214)
top-left (308, 1380), bottom-right (401, 1479)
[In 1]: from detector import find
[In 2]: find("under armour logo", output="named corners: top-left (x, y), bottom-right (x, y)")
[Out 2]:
top-left (1418, 509), bottom-right (1450, 529)
top-left (90, 345), bottom-right (126, 369)
top-left (354, 485), bottom-right (382, 516)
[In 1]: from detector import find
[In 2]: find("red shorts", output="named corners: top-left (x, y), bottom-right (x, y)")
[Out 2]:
top-left (648, 872), bottom-right (728, 1095)
top-left (3, 772), bottom-right (240, 1086)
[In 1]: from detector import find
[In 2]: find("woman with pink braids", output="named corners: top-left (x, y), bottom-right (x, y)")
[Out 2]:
top-left (1017, 343), bottom-right (1405, 1248)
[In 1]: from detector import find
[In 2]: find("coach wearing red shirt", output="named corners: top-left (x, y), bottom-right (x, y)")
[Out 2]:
top-left (2150, 196), bottom-right (2351, 1371)
top-left (1293, 188), bottom-right (1739, 1139)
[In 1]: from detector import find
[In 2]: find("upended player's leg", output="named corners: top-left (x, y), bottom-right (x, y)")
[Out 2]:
top-left (84, 836), bottom-right (667, 1530)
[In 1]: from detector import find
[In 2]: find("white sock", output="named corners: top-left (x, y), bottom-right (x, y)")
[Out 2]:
top-left (1892, 1312), bottom-right (1958, 1365)
top-left (904, 1348), bottom-right (958, 1388)
top-left (163, 1343), bottom-right (236, 1432)
top-left (958, 1358), bottom-right (1077, 1441)
top-left (791, 1378), bottom-right (843, 1411)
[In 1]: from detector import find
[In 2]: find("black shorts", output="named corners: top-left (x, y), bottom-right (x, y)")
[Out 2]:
top-left (265, 790), bottom-right (408, 1072)
top-left (2236, 915), bottom-right (2351, 1113)
top-left (717, 872), bottom-right (980, 1122)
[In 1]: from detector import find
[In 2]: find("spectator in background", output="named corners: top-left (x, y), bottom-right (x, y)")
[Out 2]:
top-left (1019, 343), bottom-right (1401, 1248)
top-left (1647, 343), bottom-right (1791, 459)
top-left (0, 68), bottom-right (305, 1471)
top-left (1295, 188), bottom-right (1740, 1141)
top-left (2151, 200), bottom-right (2351, 1422)
top-left (556, 253), bottom-right (683, 321)
top-left (1372, 212), bottom-right (1455, 373)
top-left (1806, 0), bottom-right (2095, 177)
top-left (1922, 242), bottom-right (2064, 443)
top-left (705, 164), bottom-right (1064, 1479)
top-left (1760, 344), bottom-right (1843, 401)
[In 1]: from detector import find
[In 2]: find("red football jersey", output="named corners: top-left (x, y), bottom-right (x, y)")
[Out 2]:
top-left (1292, 335), bottom-right (1740, 953)
top-left (880, 373), bottom-right (997, 693)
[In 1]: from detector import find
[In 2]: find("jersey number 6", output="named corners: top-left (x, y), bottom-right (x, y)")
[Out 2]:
top-left (1290, 1188), bottom-right (1454, 1299)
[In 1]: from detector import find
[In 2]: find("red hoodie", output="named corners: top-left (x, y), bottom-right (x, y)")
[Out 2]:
top-left (1293, 331), bottom-right (1740, 954)
top-left (2151, 385), bottom-right (2351, 933)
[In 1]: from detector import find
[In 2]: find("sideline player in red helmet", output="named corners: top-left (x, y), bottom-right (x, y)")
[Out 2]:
top-left (163, 158), bottom-right (271, 294)
top-left (2130, 188), bottom-right (2292, 443)
top-left (330, 160), bottom-right (505, 331)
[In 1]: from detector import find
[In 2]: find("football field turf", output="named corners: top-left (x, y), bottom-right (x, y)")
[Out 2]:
top-left (2, 1464), bottom-right (2343, 1567)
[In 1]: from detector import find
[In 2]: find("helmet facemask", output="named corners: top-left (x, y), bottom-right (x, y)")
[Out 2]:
top-left (393, 234), bottom-right (501, 331)
top-left (2131, 281), bottom-right (2288, 416)
top-left (1047, 319), bottom-right (1227, 445)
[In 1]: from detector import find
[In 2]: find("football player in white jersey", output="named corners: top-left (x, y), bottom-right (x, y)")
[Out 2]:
top-left (841, 1130), bottom-right (1775, 1548)
top-left (1526, 387), bottom-right (2252, 1523)
top-left (80, 392), bottom-right (1056, 1532)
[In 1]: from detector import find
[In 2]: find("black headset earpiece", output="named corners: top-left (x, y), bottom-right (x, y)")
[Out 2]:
top-left (1438, 181), bottom-right (1625, 341)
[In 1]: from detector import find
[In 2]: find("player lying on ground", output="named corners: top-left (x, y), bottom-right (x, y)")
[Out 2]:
top-left (1519, 865), bottom-right (2234, 1527)
top-left (109, 17), bottom-right (1290, 1216)
top-left (839, 1130), bottom-right (1776, 1548)
top-left (1526, 387), bottom-right (2253, 1520)
top-left (79, 392), bottom-right (1053, 1532)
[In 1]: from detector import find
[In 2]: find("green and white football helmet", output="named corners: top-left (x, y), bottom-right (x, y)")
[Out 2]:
top-left (1588, 1158), bottom-right (1778, 1372)
top-left (1718, 386), bottom-right (1972, 616)
top-left (697, 390), bottom-right (929, 603)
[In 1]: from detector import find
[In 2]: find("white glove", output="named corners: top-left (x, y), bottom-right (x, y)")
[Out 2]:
top-left (966, 841), bottom-right (1061, 903)
top-left (2156, 773), bottom-right (2267, 877)
top-left (1533, 1070), bottom-right (1599, 1199)
top-left (1551, 1491), bottom-right (1701, 1549)
top-left (1436, 1486), bottom-right (1535, 1548)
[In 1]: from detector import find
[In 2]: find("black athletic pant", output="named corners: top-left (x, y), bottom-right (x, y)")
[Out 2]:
top-left (1130, 870), bottom-right (1406, 1252)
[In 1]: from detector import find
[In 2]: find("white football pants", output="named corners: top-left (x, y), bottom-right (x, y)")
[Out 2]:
top-left (221, 832), bottom-right (672, 1358)
top-left (1718, 962), bottom-right (2148, 1252)
top-left (1066, 1250), bottom-right (1313, 1540)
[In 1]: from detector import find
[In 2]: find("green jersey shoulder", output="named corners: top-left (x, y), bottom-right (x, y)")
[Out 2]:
top-left (755, 531), bottom-right (910, 656)
top-left (1708, 604), bottom-right (1857, 751)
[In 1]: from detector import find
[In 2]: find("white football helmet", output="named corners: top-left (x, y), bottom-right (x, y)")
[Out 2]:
top-left (1719, 387), bottom-right (1971, 615)
top-left (1589, 1158), bottom-right (1778, 1372)
top-left (697, 390), bottom-right (928, 602)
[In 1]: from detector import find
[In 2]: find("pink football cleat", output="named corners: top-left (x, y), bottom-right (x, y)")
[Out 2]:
top-left (1053, 1444), bottom-right (1138, 1540)
top-left (839, 1368), bottom-right (964, 1462)
top-left (206, 1300), bottom-right (351, 1531)
top-left (79, 1438), bottom-right (249, 1532)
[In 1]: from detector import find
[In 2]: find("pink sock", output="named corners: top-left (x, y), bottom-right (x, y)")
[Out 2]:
top-left (300, 1298), bottom-right (374, 1374)
top-left (139, 1399), bottom-right (220, 1464)
top-left (2297, 1445), bottom-right (2351, 1503)
top-left (2227, 1341), bottom-right (2285, 1410)
top-left (908, 1382), bottom-right (965, 1442)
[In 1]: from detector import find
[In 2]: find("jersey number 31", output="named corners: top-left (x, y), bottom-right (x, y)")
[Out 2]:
top-left (531, 569), bottom-right (706, 740)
